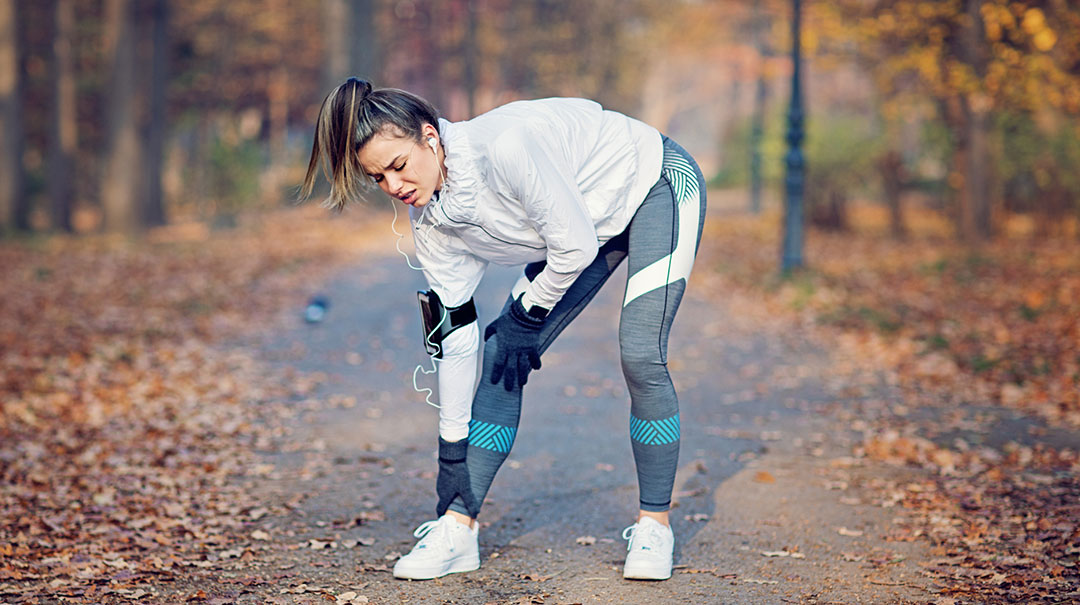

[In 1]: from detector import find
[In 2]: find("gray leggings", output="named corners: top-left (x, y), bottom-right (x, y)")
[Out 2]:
top-left (451, 136), bottom-right (707, 515)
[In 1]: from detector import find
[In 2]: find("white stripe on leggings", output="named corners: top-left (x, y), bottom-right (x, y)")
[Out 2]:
top-left (622, 155), bottom-right (701, 307)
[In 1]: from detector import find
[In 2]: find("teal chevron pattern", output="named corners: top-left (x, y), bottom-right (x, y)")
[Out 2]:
top-left (662, 153), bottom-right (700, 209)
top-left (468, 419), bottom-right (517, 453)
top-left (629, 413), bottom-right (680, 445)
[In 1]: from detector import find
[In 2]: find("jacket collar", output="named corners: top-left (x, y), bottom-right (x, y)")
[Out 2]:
top-left (435, 118), bottom-right (484, 218)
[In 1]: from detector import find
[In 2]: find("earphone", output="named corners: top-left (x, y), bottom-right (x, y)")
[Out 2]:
top-left (426, 135), bottom-right (448, 189)
top-left (389, 190), bottom-right (445, 410)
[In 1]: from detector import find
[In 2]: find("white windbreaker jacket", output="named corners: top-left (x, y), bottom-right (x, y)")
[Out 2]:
top-left (409, 98), bottom-right (663, 440)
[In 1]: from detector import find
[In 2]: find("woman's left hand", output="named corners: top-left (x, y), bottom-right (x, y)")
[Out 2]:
top-left (483, 296), bottom-right (545, 391)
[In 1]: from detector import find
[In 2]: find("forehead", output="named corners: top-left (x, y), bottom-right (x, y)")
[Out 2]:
top-left (358, 132), bottom-right (414, 174)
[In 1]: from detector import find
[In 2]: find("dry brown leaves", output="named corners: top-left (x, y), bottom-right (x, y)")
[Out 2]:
top-left (695, 204), bottom-right (1080, 601)
top-left (0, 206), bottom-right (389, 602)
top-left (699, 207), bottom-right (1080, 426)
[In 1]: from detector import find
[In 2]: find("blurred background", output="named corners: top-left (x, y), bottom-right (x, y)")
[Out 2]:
top-left (1, 0), bottom-right (1079, 240)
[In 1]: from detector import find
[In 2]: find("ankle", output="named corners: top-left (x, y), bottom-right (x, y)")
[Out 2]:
top-left (637, 510), bottom-right (670, 527)
top-left (446, 509), bottom-right (475, 529)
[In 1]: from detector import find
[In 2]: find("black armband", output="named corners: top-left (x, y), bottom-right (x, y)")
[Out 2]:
top-left (417, 290), bottom-right (477, 358)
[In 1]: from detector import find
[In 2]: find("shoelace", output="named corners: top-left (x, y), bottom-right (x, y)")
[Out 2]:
top-left (622, 522), bottom-right (663, 552)
top-left (412, 518), bottom-right (452, 549)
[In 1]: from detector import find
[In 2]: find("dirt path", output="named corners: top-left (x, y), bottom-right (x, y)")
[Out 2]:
top-left (178, 231), bottom-right (941, 604)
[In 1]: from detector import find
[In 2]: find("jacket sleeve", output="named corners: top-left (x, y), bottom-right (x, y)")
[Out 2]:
top-left (410, 222), bottom-right (486, 441)
top-left (491, 128), bottom-right (599, 312)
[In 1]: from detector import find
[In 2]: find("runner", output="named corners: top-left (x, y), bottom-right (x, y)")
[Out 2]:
top-left (301, 78), bottom-right (706, 581)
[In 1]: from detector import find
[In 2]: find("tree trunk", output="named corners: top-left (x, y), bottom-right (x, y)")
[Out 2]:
top-left (423, 0), bottom-right (444, 112)
top-left (350, 0), bottom-right (377, 81)
top-left (879, 149), bottom-right (906, 239)
top-left (750, 70), bottom-right (766, 215)
top-left (966, 103), bottom-right (991, 238)
top-left (141, 0), bottom-right (168, 227)
top-left (749, 1), bottom-right (768, 214)
top-left (463, 0), bottom-right (477, 117)
top-left (101, 0), bottom-right (142, 233)
top-left (953, 0), bottom-right (992, 241)
top-left (48, 0), bottom-right (77, 232)
top-left (266, 62), bottom-right (288, 205)
top-left (0, 0), bottom-right (25, 232)
top-left (322, 0), bottom-right (347, 90)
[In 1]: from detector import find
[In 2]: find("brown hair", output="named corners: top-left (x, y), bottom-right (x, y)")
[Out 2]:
top-left (300, 78), bottom-right (440, 212)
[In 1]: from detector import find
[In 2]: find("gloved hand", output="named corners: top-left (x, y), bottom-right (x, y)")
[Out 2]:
top-left (435, 437), bottom-right (481, 518)
top-left (483, 295), bottom-right (546, 391)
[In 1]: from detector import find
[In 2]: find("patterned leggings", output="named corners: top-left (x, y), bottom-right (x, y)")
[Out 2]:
top-left (450, 136), bottom-right (707, 514)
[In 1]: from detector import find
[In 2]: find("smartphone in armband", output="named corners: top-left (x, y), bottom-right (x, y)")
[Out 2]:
top-left (417, 290), bottom-right (442, 357)
top-left (416, 290), bottom-right (477, 359)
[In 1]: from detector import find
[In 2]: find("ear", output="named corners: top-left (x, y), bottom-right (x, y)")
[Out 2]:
top-left (421, 123), bottom-right (439, 142)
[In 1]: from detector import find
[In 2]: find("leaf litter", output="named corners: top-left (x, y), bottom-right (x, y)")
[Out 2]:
top-left (0, 206), bottom-right (387, 602)
top-left (696, 208), bottom-right (1080, 602)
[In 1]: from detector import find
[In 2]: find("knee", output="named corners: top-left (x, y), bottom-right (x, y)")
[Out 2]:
top-left (620, 348), bottom-right (667, 390)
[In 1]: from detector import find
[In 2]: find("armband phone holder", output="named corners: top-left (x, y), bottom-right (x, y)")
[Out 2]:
top-left (417, 290), bottom-right (477, 359)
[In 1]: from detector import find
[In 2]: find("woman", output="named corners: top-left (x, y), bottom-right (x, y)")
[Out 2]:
top-left (301, 79), bottom-right (706, 581)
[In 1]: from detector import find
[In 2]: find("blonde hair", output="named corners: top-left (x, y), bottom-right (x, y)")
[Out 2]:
top-left (300, 78), bottom-right (440, 212)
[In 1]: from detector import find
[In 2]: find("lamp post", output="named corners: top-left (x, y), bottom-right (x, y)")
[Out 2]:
top-left (782, 0), bottom-right (805, 273)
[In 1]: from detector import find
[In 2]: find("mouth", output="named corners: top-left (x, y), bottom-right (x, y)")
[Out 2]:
top-left (399, 190), bottom-right (418, 205)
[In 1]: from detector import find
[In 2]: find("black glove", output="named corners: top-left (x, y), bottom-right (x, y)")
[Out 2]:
top-left (483, 295), bottom-right (546, 391)
top-left (435, 437), bottom-right (481, 518)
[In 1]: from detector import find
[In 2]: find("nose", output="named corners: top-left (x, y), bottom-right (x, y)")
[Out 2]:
top-left (384, 173), bottom-right (404, 196)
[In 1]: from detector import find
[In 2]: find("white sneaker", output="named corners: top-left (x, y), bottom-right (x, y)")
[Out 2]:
top-left (622, 516), bottom-right (674, 580)
top-left (392, 515), bottom-right (480, 580)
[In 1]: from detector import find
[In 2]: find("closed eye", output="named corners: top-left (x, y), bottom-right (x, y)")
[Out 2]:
top-left (368, 162), bottom-right (406, 184)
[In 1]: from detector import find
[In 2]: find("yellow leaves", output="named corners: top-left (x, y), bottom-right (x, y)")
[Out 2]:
top-left (1017, 7), bottom-right (1058, 51)
top-left (878, 12), bottom-right (896, 32)
top-left (1022, 7), bottom-right (1047, 35)
top-left (981, 3), bottom-right (1017, 42)
top-left (916, 2), bottom-right (938, 20)
top-left (1032, 28), bottom-right (1058, 52)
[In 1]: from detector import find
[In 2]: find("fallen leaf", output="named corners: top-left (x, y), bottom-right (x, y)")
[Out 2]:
top-left (761, 550), bottom-right (805, 559)
top-left (251, 529), bottom-right (271, 541)
top-left (837, 527), bottom-right (864, 537)
top-left (521, 573), bottom-right (552, 582)
top-left (248, 507), bottom-right (269, 521)
top-left (753, 471), bottom-right (776, 484)
top-left (575, 536), bottom-right (596, 545)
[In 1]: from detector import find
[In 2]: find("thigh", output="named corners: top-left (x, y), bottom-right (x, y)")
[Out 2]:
top-left (620, 138), bottom-right (707, 362)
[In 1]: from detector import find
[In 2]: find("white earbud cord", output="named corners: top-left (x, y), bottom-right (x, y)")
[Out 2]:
top-left (390, 197), bottom-right (444, 409)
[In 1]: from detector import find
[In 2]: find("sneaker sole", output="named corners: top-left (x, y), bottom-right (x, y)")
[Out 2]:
top-left (393, 554), bottom-right (480, 580)
top-left (623, 563), bottom-right (672, 581)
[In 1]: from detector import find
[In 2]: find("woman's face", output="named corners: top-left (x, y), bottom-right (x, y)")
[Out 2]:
top-left (358, 128), bottom-right (442, 208)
